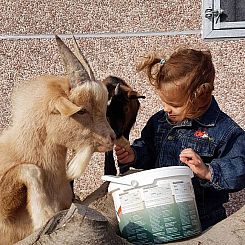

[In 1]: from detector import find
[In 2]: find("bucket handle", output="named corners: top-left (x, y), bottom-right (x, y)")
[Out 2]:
top-left (101, 175), bottom-right (139, 187)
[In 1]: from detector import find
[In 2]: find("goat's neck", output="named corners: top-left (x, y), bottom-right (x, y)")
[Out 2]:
top-left (9, 125), bottom-right (67, 174)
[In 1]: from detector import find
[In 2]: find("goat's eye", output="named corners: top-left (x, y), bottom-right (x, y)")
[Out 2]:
top-left (76, 108), bottom-right (87, 115)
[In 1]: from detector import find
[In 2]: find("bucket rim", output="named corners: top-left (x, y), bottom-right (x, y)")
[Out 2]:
top-left (102, 166), bottom-right (194, 192)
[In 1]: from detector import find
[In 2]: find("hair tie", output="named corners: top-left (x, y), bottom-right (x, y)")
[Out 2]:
top-left (159, 58), bottom-right (166, 65)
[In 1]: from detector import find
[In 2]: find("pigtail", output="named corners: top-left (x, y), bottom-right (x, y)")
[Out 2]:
top-left (137, 53), bottom-right (166, 89)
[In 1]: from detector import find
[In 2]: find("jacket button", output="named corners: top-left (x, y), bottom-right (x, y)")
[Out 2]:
top-left (167, 135), bottom-right (174, 140)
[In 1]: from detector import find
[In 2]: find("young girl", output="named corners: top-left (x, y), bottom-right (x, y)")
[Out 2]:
top-left (115, 48), bottom-right (245, 231)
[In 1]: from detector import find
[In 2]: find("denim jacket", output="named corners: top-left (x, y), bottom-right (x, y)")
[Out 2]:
top-left (126, 96), bottom-right (245, 229)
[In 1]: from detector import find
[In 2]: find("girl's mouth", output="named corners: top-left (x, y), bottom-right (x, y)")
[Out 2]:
top-left (168, 113), bottom-right (176, 118)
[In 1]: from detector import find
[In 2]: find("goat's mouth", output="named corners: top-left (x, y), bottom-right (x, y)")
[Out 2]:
top-left (96, 144), bottom-right (114, 152)
top-left (92, 131), bottom-right (116, 152)
top-left (73, 143), bottom-right (113, 154)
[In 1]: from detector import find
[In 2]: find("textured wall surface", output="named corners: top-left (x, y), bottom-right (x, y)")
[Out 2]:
top-left (0, 1), bottom-right (244, 215)
top-left (0, 0), bottom-right (201, 34)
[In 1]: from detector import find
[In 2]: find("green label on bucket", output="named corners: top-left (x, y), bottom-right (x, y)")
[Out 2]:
top-left (119, 201), bottom-right (201, 245)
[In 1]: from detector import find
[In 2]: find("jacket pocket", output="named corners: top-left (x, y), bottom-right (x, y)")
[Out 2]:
top-left (181, 137), bottom-right (216, 163)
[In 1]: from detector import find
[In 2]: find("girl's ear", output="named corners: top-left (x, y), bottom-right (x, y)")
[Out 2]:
top-left (195, 83), bottom-right (214, 99)
top-left (50, 97), bottom-right (81, 116)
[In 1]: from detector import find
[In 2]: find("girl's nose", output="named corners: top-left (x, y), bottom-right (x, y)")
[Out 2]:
top-left (163, 104), bottom-right (172, 113)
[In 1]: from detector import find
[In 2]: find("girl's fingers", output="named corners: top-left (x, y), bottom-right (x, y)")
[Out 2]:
top-left (180, 153), bottom-right (201, 166)
top-left (180, 149), bottom-right (199, 159)
top-left (180, 157), bottom-right (195, 165)
top-left (179, 153), bottom-right (195, 161)
top-left (115, 148), bottom-right (126, 155)
top-left (181, 148), bottom-right (193, 153)
top-left (115, 145), bottom-right (123, 151)
top-left (180, 149), bottom-right (195, 156)
top-left (179, 152), bottom-right (193, 158)
top-left (117, 151), bottom-right (129, 161)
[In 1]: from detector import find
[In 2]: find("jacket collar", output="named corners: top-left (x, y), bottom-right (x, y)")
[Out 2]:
top-left (194, 96), bottom-right (221, 127)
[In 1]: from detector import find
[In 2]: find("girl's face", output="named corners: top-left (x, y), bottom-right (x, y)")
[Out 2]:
top-left (161, 101), bottom-right (187, 122)
top-left (158, 90), bottom-right (188, 122)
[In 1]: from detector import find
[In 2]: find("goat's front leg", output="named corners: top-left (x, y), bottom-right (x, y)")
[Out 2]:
top-left (0, 163), bottom-right (57, 243)
top-left (19, 164), bottom-right (57, 230)
top-left (104, 150), bottom-right (117, 175)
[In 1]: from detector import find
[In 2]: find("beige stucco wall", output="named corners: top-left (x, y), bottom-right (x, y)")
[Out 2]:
top-left (0, 1), bottom-right (244, 212)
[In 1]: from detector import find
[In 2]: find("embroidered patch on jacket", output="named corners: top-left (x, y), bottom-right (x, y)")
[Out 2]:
top-left (194, 129), bottom-right (214, 141)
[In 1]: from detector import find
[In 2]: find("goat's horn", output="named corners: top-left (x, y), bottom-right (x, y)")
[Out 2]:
top-left (72, 35), bottom-right (96, 81)
top-left (114, 84), bottom-right (120, 96)
top-left (55, 35), bottom-right (91, 87)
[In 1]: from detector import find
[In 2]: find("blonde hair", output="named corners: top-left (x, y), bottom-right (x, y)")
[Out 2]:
top-left (137, 48), bottom-right (215, 119)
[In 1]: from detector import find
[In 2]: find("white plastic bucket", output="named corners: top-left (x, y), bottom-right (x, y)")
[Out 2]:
top-left (102, 166), bottom-right (201, 245)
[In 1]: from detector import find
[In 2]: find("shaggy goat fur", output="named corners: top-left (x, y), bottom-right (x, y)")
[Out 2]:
top-left (0, 37), bottom-right (115, 244)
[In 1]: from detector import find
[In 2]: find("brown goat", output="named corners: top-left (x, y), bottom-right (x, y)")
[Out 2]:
top-left (102, 76), bottom-right (145, 175)
top-left (0, 36), bottom-right (115, 245)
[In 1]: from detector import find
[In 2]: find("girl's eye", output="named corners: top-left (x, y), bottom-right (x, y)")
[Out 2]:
top-left (76, 109), bottom-right (87, 115)
top-left (168, 103), bottom-right (183, 108)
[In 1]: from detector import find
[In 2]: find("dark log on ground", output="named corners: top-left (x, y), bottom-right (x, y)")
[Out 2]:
top-left (80, 181), bottom-right (119, 233)
top-left (15, 201), bottom-right (130, 245)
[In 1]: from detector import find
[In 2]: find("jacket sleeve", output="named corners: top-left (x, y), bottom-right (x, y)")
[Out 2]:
top-left (130, 116), bottom-right (157, 170)
top-left (208, 126), bottom-right (245, 191)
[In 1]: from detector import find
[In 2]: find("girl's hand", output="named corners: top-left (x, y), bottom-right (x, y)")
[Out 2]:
top-left (179, 148), bottom-right (211, 181)
top-left (115, 145), bottom-right (135, 164)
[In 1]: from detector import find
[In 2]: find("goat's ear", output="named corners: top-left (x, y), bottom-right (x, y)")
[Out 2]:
top-left (50, 97), bottom-right (81, 116)
top-left (128, 91), bottom-right (146, 99)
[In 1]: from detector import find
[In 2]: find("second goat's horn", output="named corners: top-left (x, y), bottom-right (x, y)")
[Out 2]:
top-left (72, 35), bottom-right (96, 81)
